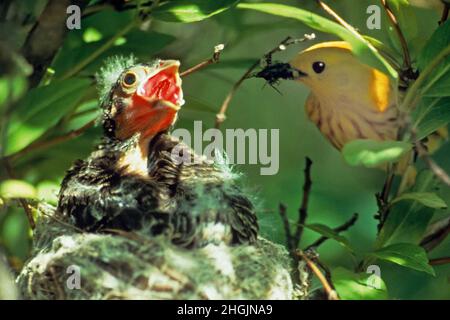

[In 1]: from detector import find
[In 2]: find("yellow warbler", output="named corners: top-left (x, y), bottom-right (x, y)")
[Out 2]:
top-left (289, 41), bottom-right (399, 150)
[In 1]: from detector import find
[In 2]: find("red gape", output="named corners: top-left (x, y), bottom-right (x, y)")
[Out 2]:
top-left (116, 65), bottom-right (181, 140)
top-left (143, 66), bottom-right (181, 106)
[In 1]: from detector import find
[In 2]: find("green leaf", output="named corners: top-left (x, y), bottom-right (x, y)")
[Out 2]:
top-left (0, 179), bottom-right (36, 199)
top-left (370, 243), bottom-right (435, 276)
top-left (1, 207), bottom-right (32, 260)
top-left (237, 2), bottom-right (397, 78)
top-left (417, 20), bottom-right (450, 98)
top-left (153, 0), bottom-right (239, 23)
top-left (304, 223), bottom-right (354, 252)
top-left (391, 192), bottom-right (447, 209)
top-left (376, 170), bottom-right (439, 247)
top-left (412, 20), bottom-right (450, 137)
top-left (0, 76), bottom-right (28, 109)
top-left (53, 31), bottom-right (175, 77)
top-left (83, 27), bottom-right (103, 43)
top-left (5, 78), bottom-right (91, 155)
top-left (342, 139), bottom-right (412, 168)
top-left (331, 267), bottom-right (388, 300)
top-left (413, 97), bottom-right (450, 139)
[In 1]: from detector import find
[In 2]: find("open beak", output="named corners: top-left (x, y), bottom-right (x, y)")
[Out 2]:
top-left (137, 60), bottom-right (185, 112)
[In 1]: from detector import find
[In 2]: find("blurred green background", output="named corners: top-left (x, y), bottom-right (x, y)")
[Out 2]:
top-left (0, 0), bottom-right (449, 299)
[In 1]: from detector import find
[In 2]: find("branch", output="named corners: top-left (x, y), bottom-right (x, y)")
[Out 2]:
top-left (439, 3), bottom-right (449, 25)
top-left (21, 0), bottom-right (89, 87)
top-left (278, 203), bottom-right (294, 252)
top-left (296, 250), bottom-right (339, 300)
top-left (180, 44), bottom-right (224, 78)
top-left (215, 35), bottom-right (314, 129)
top-left (420, 216), bottom-right (450, 251)
top-left (293, 157), bottom-right (313, 249)
top-left (400, 43), bottom-right (450, 113)
top-left (60, 20), bottom-right (136, 79)
top-left (375, 166), bottom-right (395, 231)
top-left (305, 213), bottom-right (359, 251)
top-left (414, 132), bottom-right (450, 187)
top-left (6, 119), bottom-right (96, 162)
top-left (429, 257), bottom-right (450, 266)
top-left (380, 0), bottom-right (412, 69)
top-left (315, 0), bottom-right (365, 41)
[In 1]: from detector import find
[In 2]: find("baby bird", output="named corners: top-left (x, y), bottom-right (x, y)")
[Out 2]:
top-left (57, 57), bottom-right (258, 247)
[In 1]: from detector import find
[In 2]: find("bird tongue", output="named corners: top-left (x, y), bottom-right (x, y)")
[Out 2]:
top-left (143, 66), bottom-right (181, 106)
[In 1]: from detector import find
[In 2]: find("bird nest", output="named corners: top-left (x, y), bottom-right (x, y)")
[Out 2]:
top-left (17, 205), bottom-right (305, 300)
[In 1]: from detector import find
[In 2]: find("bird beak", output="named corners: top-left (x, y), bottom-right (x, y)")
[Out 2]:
top-left (137, 60), bottom-right (185, 111)
top-left (289, 65), bottom-right (308, 79)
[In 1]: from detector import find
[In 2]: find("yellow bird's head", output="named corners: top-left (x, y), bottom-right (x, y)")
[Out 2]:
top-left (289, 41), bottom-right (393, 113)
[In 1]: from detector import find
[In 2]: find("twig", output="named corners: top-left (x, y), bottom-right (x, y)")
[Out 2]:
top-left (279, 203), bottom-right (294, 251)
top-left (419, 151), bottom-right (450, 187)
top-left (315, 0), bottom-right (396, 77)
top-left (429, 257), bottom-right (450, 266)
top-left (380, 0), bottom-right (412, 69)
top-left (439, 3), bottom-right (449, 25)
top-left (60, 21), bottom-right (136, 80)
top-left (2, 159), bottom-right (35, 229)
top-left (414, 132), bottom-right (450, 187)
top-left (22, 0), bottom-right (89, 87)
top-left (296, 250), bottom-right (339, 300)
top-left (314, 256), bottom-right (334, 288)
top-left (315, 0), bottom-right (365, 41)
top-left (6, 119), bottom-right (96, 162)
top-left (214, 60), bottom-right (257, 128)
top-left (180, 44), bottom-right (224, 78)
top-left (376, 167), bottom-right (395, 231)
top-left (293, 157), bottom-right (313, 249)
top-left (214, 35), bottom-right (314, 129)
top-left (305, 213), bottom-right (359, 251)
top-left (421, 216), bottom-right (450, 252)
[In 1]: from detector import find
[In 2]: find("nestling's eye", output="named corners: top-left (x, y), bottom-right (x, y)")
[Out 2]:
top-left (122, 72), bottom-right (137, 87)
top-left (312, 61), bottom-right (326, 74)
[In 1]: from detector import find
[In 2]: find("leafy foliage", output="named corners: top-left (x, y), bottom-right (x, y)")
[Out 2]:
top-left (237, 2), bottom-right (398, 78)
top-left (413, 19), bottom-right (450, 138)
top-left (304, 223), bottom-right (354, 252)
top-left (342, 140), bottom-right (412, 168)
top-left (375, 170), bottom-right (440, 247)
top-left (0, 0), bottom-right (449, 300)
top-left (370, 243), bottom-right (435, 276)
top-left (331, 267), bottom-right (388, 300)
top-left (153, 0), bottom-right (240, 22)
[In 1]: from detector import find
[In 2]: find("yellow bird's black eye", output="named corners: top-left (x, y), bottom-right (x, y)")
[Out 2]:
top-left (123, 72), bottom-right (137, 87)
top-left (312, 61), bottom-right (326, 74)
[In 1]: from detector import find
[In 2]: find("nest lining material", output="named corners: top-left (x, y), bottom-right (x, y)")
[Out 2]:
top-left (17, 206), bottom-right (300, 300)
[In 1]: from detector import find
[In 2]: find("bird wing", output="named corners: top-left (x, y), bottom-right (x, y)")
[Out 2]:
top-left (57, 155), bottom-right (168, 234)
top-left (305, 93), bottom-right (399, 150)
top-left (148, 134), bottom-right (259, 246)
